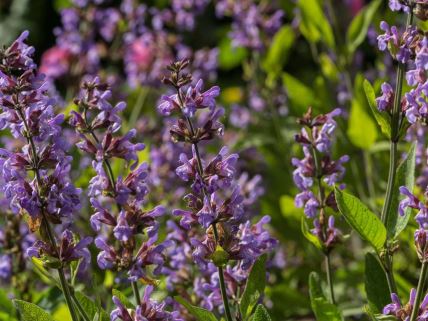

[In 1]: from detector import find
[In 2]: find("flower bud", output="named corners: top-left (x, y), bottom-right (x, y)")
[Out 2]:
top-left (210, 245), bottom-right (230, 267)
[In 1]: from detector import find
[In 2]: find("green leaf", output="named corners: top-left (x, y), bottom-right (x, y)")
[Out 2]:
top-left (298, 0), bottom-right (335, 49)
top-left (112, 289), bottom-right (134, 308)
top-left (363, 79), bottom-right (391, 138)
top-left (262, 26), bottom-right (295, 76)
top-left (319, 53), bottom-right (339, 82)
top-left (252, 305), bottom-right (272, 321)
top-left (13, 300), bottom-right (55, 321)
top-left (309, 272), bottom-right (343, 321)
top-left (74, 292), bottom-right (109, 321)
top-left (240, 254), bottom-right (267, 319)
top-left (335, 188), bottom-right (386, 251)
top-left (283, 73), bottom-right (316, 113)
top-left (0, 288), bottom-right (14, 315)
top-left (347, 0), bottom-right (382, 53)
top-left (219, 37), bottom-right (247, 70)
top-left (347, 98), bottom-right (378, 150)
top-left (365, 253), bottom-right (390, 313)
top-left (174, 297), bottom-right (218, 321)
top-left (387, 143), bottom-right (416, 239)
top-left (301, 216), bottom-right (323, 250)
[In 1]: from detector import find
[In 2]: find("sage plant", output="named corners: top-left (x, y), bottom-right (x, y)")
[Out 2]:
top-left (70, 77), bottom-right (173, 308)
top-left (0, 31), bottom-right (87, 321)
top-left (158, 59), bottom-right (277, 320)
top-left (292, 107), bottom-right (348, 304)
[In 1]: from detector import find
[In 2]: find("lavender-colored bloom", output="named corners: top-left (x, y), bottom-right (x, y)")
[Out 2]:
top-left (27, 230), bottom-right (92, 268)
top-left (158, 79), bottom-right (220, 118)
top-left (216, 0), bottom-right (284, 51)
top-left (377, 21), bottom-right (419, 63)
top-left (159, 61), bottom-right (276, 310)
top-left (0, 31), bottom-right (82, 271)
top-left (293, 108), bottom-right (347, 249)
top-left (376, 82), bottom-right (395, 111)
top-left (111, 286), bottom-right (178, 321)
top-left (383, 289), bottom-right (428, 319)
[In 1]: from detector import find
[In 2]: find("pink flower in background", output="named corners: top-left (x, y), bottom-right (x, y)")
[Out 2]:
top-left (347, 0), bottom-right (364, 16)
top-left (40, 46), bottom-right (72, 78)
top-left (127, 38), bottom-right (155, 71)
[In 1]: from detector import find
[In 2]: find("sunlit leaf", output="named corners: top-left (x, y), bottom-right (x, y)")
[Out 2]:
top-left (335, 188), bottom-right (386, 251)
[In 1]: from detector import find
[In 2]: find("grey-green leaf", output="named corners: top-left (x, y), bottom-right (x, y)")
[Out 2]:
top-left (335, 188), bottom-right (386, 251)
top-left (387, 143), bottom-right (416, 239)
top-left (240, 254), bottom-right (267, 319)
top-left (75, 292), bottom-right (109, 321)
top-left (13, 300), bottom-right (55, 321)
top-left (283, 73), bottom-right (317, 113)
top-left (297, 0), bottom-right (335, 49)
top-left (174, 297), bottom-right (218, 321)
top-left (262, 25), bottom-right (295, 77)
top-left (0, 289), bottom-right (14, 315)
top-left (309, 272), bottom-right (343, 321)
top-left (365, 253), bottom-right (390, 313)
top-left (347, 98), bottom-right (378, 150)
top-left (347, 0), bottom-right (382, 53)
top-left (363, 79), bottom-right (391, 139)
top-left (252, 305), bottom-right (272, 321)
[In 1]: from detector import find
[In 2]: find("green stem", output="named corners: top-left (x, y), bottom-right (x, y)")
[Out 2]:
top-left (212, 224), bottom-right (234, 321)
top-left (379, 9), bottom-right (414, 298)
top-left (381, 141), bottom-right (398, 224)
top-left (325, 253), bottom-right (336, 304)
top-left (383, 252), bottom-right (398, 296)
top-left (131, 281), bottom-right (141, 305)
top-left (410, 262), bottom-right (428, 321)
top-left (17, 109), bottom-right (79, 321)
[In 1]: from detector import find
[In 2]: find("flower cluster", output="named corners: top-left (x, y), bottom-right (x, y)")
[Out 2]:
top-left (292, 107), bottom-right (348, 250)
top-left (111, 286), bottom-right (180, 321)
top-left (71, 77), bottom-right (169, 282)
top-left (399, 186), bottom-right (428, 262)
top-left (383, 289), bottom-right (428, 320)
top-left (42, 0), bottom-right (218, 91)
top-left (158, 60), bottom-right (277, 313)
top-left (376, 18), bottom-right (428, 125)
top-left (0, 31), bottom-right (87, 268)
top-left (215, 0), bottom-right (284, 50)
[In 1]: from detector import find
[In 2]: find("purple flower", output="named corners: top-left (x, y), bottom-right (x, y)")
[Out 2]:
top-left (383, 289), bottom-right (428, 319)
top-left (376, 82), bottom-right (395, 111)
top-left (111, 286), bottom-right (178, 321)
top-left (293, 108), bottom-right (347, 249)
top-left (158, 79), bottom-right (220, 118)
top-left (27, 230), bottom-right (92, 269)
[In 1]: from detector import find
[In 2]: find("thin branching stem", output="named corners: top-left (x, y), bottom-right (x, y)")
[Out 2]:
top-left (410, 261), bottom-right (428, 321)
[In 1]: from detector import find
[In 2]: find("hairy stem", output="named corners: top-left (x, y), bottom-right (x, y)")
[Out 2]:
top-left (380, 9), bottom-right (414, 297)
top-left (131, 280), bottom-right (141, 305)
top-left (410, 261), bottom-right (428, 321)
top-left (17, 109), bottom-right (79, 321)
top-left (325, 253), bottom-right (336, 304)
